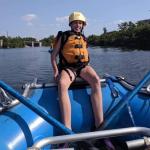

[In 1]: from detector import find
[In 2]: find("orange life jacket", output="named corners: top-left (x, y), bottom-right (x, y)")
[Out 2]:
top-left (58, 31), bottom-right (89, 65)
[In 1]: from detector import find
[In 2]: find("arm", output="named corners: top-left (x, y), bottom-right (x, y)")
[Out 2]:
top-left (51, 37), bottom-right (61, 81)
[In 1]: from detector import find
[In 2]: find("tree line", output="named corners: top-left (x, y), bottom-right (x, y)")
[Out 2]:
top-left (0, 20), bottom-right (150, 50)
top-left (88, 20), bottom-right (150, 50)
top-left (0, 36), bottom-right (55, 48)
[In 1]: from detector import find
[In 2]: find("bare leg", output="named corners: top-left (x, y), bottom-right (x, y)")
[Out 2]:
top-left (58, 69), bottom-right (75, 129)
top-left (80, 65), bottom-right (103, 128)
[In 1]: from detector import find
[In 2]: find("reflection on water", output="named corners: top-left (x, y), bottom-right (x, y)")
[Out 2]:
top-left (0, 47), bottom-right (150, 91)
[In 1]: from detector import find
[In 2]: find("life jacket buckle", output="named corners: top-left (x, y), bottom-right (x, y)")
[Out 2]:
top-left (75, 55), bottom-right (85, 60)
top-left (75, 36), bottom-right (81, 39)
top-left (74, 44), bottom-right (83, 48)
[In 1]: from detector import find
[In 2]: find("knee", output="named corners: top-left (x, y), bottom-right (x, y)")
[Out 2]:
top-left (58, 79), bottom-right (69, 90)
top-left (91, 75), bottom-right (100, 88)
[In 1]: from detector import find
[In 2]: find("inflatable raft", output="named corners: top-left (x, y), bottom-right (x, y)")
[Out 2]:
top-left (0, 71), bottom-right (150, 150)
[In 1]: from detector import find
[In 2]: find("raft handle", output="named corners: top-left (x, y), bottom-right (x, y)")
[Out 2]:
top-left (29, 127), bottom-right (150, 150)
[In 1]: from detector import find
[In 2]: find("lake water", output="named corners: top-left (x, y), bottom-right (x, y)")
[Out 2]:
top-left (0, 47), bottom-right (150, 92)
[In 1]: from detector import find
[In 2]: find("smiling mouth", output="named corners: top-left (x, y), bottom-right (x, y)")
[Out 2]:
top-left (75, 27), bottom-right (81, 31)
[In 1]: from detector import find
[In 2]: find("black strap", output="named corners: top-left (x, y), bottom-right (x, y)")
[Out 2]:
top-left (63, 68), bottom-right (73, 81)
top-left (63, 68), bottom-right (77, 82)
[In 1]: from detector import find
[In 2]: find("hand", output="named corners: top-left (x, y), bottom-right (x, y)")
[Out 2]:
top-left (54, 69), bottom-right (59, 81)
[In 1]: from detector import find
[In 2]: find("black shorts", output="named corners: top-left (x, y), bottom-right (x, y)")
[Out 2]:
top-left (58, 62), bottom-right (88, 81)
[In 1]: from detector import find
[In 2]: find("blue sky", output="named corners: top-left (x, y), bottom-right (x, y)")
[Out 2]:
top-left (0, 0), bottom-right (150, 40)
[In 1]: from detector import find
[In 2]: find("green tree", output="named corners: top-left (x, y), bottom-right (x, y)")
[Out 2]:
top-left (40, 35), bottom-right (55, 47)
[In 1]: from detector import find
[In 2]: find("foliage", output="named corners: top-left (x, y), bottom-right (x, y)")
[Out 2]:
top-left (0, 36), bottom-right (24, 48)
top-left (87, 20), bottom-right (150, 50)
top-left (40, 35), bottom-right (55, 47)
top-left (0, 35), bottom-right (55, 48)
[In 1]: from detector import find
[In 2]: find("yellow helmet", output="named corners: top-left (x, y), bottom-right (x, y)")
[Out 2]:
top-left (69, 11), bottom-right (86, 26)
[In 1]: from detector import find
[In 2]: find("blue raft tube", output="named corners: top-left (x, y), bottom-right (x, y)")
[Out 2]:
top-left (0, 71), bottom-right (150, 150)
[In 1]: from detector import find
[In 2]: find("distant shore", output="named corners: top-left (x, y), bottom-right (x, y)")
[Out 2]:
top-left (1, 20), bottom-right (150, 50)
top-left (88, 20), bottom-right (150, 50)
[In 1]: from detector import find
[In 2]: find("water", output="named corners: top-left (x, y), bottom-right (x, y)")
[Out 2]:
top-left (0, 47), bottom-right (150, 92)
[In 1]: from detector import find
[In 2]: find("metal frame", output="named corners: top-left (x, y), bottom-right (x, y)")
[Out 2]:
top-left (119, 78), bottom-right (150, 95)
top-left (147, 84), bottom-right (150, 92)
top-left (127, 137), bottom-right (150, 149)
top-left (26, 78), bottom-right (106, 89)
top-left (0, 83), bottom-right (30, 112)
top-left (29, 127), bottom-right (150, 150)
top-left (0, 78), bottom-right (39, 112)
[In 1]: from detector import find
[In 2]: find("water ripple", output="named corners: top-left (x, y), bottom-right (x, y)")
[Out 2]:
top-left (0, 47), bottom-right (150, 91)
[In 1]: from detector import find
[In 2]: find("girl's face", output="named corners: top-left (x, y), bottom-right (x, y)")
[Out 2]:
top-left (70, 20), bottom-right (84, 33)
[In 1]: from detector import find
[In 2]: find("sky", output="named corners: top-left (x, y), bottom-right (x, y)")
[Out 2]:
top-left (0, 0), bottom-right (150, 40)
